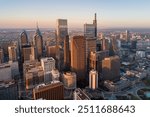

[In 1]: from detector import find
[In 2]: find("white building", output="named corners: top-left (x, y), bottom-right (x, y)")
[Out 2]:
top-left (41, 57), bottom-right (55, 83)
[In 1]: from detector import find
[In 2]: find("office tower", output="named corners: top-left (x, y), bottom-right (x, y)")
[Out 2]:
top-left (46, 45), bottom-right (57, 59)
top-left (8, 45), bottom-right (17, 62)
top-left (20, 30), bottom-right (28, 46)
top-left (33, 25), bottom-right (43, 60)
top-left (73, 88), bottom-right (90, 100)
top-left (96, 40), bottom-right (102, 51)
top-left (56, 19), bottom-right (68, 47)
top-left (41, 57), bottom-right (55, 83)
top-left (64, 35), bottom-right (70, 70)
top-left (0, 80), bottom-right (18, 100)
top-left (125, 30), bottom-right (130, 42)
top-left (89, 70), bottom-right (98, 90)
top-left (33, 82), bottom-right (64, 100)
top-left (0, 48), bottom-right (4, 64)
top-left (22, 45), bottom-right (35, 62)
top-left (71, 36), bottom-right (86, 82)
top-left (51, 68), bottom-right (60, 81)
top-left (23, 60), bottom-right (44, 90)
top-left (63, 72), bottom-right (76, 89)
top-left (101, 38), bottom-right (109, 51)
top-left (90, 50), bottom-right (109, 73)
top-left (102, 56), bottom-right (120, 80)
top-left (109, 39), bottom-right (115, 56)
top-left (84, 13), bottom-right (97, 38)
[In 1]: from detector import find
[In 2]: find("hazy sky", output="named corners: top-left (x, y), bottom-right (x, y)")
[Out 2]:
top-left (0, 0), bottom-right (150, 29)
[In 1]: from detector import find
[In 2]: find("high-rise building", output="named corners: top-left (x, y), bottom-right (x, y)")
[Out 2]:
top-left (56, 19), bottom-right (68, 47)
top-left (89, 70), bottom-right (98, 90)
top-left (62, 72), bottom-right (76, 89)
top-left (102, 56), bottom-right (120, 80)
top-left (8, 45), bottom-right (17, 62)
top-left (101, 38), bottom-right (109, 51)
top-left (20, 30), bottom-right (28, 46)
top-left (22, 45), bottom-right (35, 62)
top-left (71, 36), bottom-right (86, 82)
top-left (41, 57), bottom-right (55, 83)
top-left (23, 60), bottom-right (44, 90)
top-left (33, 25), bottom-right (43, 60)
top-left (125, 30), bottom-right (130, 42)
top-left (33, 82), bottom-right (64, 100)
top-left (46, 45), bottom-right (57, 59)
top-left (84, 13), bottom-right (97, 38)
top-left (0, 48), bottom-right (4, 64)
top-left (64, 35), bottom-right (70, 70)
top-left (90, 50), bottom-right (109, 73)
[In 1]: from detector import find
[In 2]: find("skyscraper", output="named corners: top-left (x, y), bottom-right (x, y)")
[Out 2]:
top-left (64, 35), bottom-right (70, 70)
top-left (56, 19), bottom-right (68, 71)
top-left (84, 13), bottom-right (97, 38)
top-left (41, 57), bottom-right (55, 83)
top-left (56, 19), bottom-right (68, 47)
top-left (33, 25), bottom-right (43, 60)
top-left (8, 45), bottom-right (17, 62)
top-left (89, 69), bottom-right (98, 90)
top-left (22, 45), bottom-right (35, 62)
top-left (93, 13), bottom-right (97, 38)
top-left (20, 30), bottom-right (28, 46)
top-left (102, 56), bottom-right (120, 81)
top-left (125, 30), bottom-right (130, 42)
top-left (71, 36), bottom-right (86, 82)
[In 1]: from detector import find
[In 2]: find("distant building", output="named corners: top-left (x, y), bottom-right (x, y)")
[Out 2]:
top-left (8, 45), bottom-right (17, 62)
top-left (73, 88), bottom-right (90, 100)
top-left (125, 30), bottom-right (130, 42)
top-left (33, 25), bottom-right (43, 60)
top-left (102, 56), bottom-right (120, 80)
top-left (0, 48), bottom-right (4, 64)
top-left (41, 57), bottom-right (55, 83)
top-left (71, 36), bottom-right (86, 81)
top-left (33, 82), bottom-right (64, 100)
top-left (0, 80), bottom-right (18, 100)
top-left (89, 70), bottom-right (98, 90)
top-left (63, 72), bottom-right (76, 89)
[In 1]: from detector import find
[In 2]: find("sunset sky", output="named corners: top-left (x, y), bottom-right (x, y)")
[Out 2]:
top-left (0, 0), bottom-right (150, 29)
